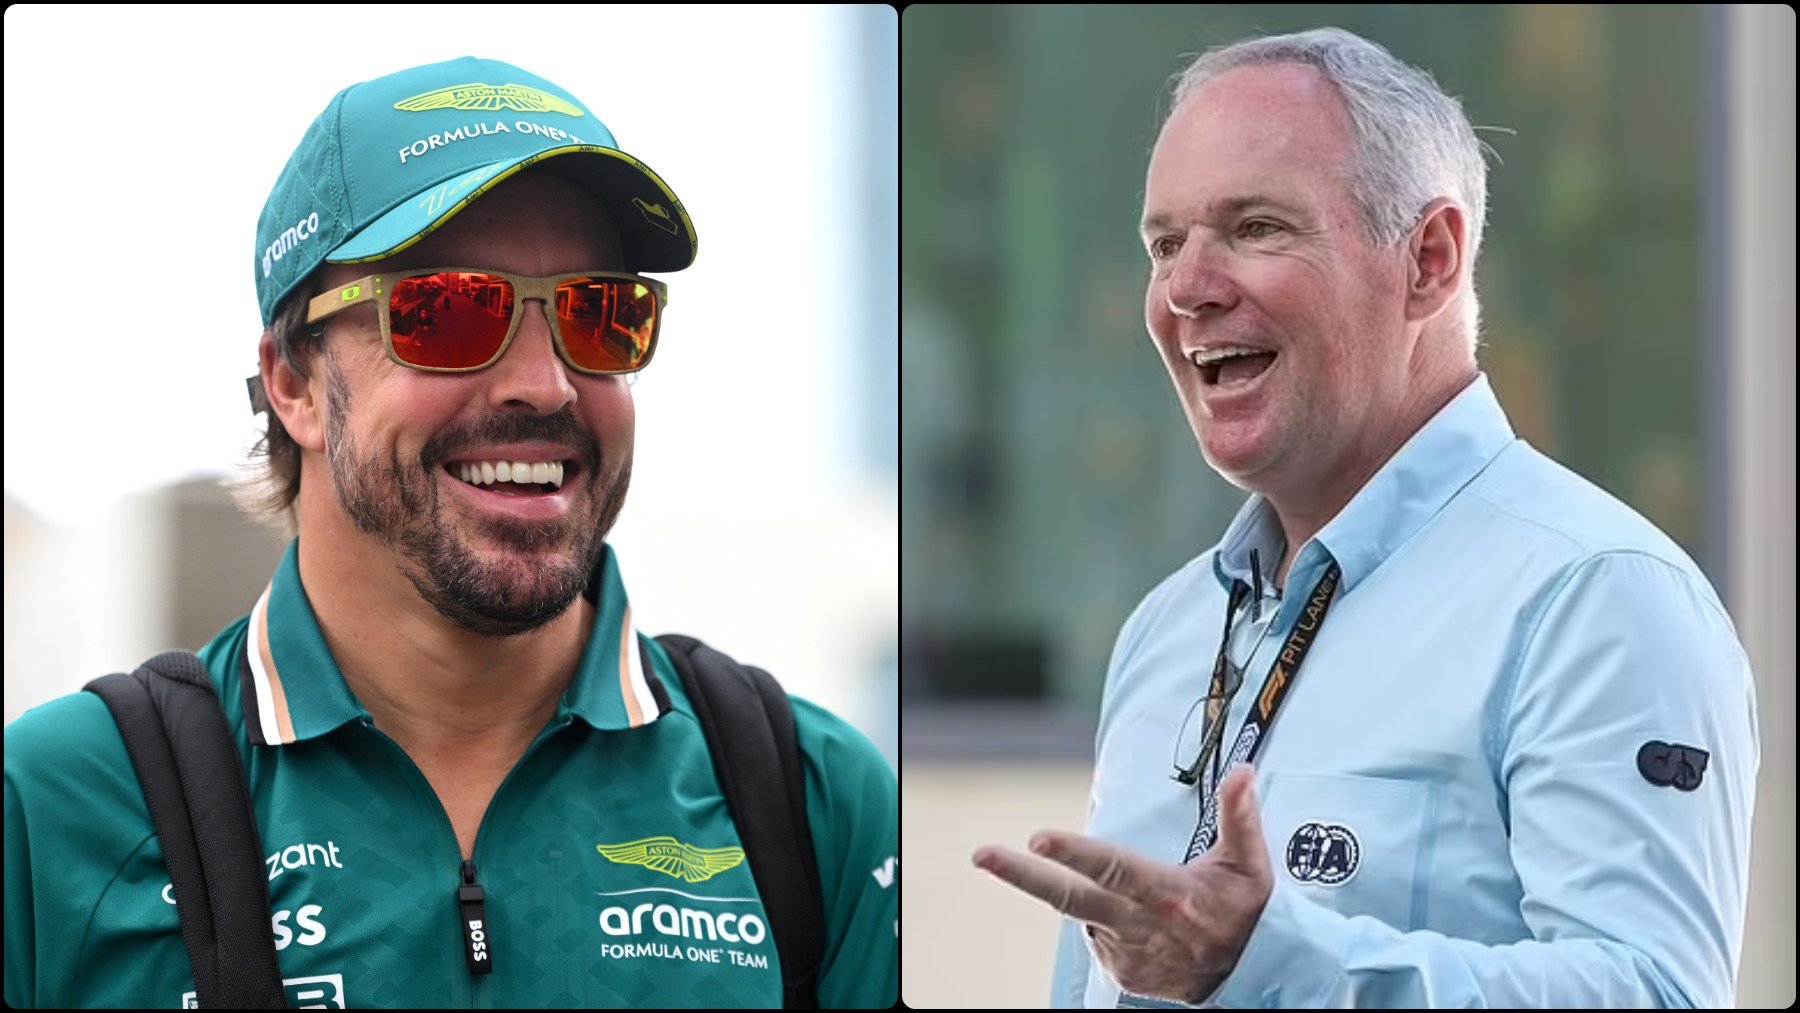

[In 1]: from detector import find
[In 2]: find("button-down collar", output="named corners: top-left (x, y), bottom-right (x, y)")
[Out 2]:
top-left (1211, 374), bottom-right (1517, 622)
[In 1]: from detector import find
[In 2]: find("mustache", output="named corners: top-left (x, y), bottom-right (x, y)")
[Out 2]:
top-left (419, 409), bottom-right (601, 474)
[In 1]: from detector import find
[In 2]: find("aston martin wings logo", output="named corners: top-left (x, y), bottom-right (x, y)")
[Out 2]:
top-left (395, 82), bottom-right (584, 117)
top-left (596, 836), bottom-right (747, 883)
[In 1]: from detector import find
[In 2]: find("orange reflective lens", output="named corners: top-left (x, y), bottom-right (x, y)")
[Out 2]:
top-left (389, 272), bottom-right (515, 369)
top-left (554, 277), bottom-right (660, 373)
top-left (384, 270), bottom-right (660, 373)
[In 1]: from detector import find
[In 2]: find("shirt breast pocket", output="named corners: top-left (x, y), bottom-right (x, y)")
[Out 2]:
top-left (1259, 772), bottom-right (1435, 931)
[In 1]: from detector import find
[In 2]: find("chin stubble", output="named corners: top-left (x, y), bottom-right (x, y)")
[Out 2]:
top-left (322, 354), bottom-right (629, 638)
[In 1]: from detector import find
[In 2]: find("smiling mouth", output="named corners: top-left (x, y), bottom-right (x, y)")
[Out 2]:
top-left (1194, 350), bottom-right (1278, 387)
top-left (441, 459), bottom-right (580, 497)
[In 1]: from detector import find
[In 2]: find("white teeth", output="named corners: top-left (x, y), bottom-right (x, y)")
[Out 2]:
top-left (453, 459), bottom-right (569, 488)
top-left (1191, 345), bottom-right (1271, 367)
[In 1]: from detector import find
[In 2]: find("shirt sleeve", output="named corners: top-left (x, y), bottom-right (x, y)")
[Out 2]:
top-left (4, 722), bottom-right (38, 1009)
top-left (793, 696), bottom-right (898, 1008)
top-left (1050, 568), bottom-right (1196, 1008)
top-left (1050, 916), bottom-right (1096, 1007)
top-left (5, 691), bottom-right (166, 1010)
top-left (1207, 551), bottom-right (1759, 1008)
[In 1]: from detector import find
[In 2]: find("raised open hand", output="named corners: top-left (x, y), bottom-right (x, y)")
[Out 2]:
top-left (972, 765), bottom-right (1273, 1004)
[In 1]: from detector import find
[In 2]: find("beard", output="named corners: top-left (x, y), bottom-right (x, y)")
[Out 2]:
top-left (322, 354), bottom-right (630, 638)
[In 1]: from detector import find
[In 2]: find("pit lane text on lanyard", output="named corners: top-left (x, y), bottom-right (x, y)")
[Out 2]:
top-left (1181, 560), bottom-right (1342, 862)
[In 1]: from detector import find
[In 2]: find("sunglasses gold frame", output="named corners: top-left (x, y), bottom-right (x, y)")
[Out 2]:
top-left (305, 267), bottom-right (669, 375)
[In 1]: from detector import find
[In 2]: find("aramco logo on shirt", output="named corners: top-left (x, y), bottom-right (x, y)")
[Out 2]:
top-left (596, 836), bottom-right (747, 883)
top-left (592, 836), bottom-right (770, 971)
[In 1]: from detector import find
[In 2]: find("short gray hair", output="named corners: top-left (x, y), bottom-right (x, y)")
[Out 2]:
top-left (1170, 27), bottom-right (1490, 344)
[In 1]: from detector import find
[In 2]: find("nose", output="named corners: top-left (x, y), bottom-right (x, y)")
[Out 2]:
top-left (1163, 228), bottom-right (1241, 318)
top-left (487, 296), bottom-right (578, 414)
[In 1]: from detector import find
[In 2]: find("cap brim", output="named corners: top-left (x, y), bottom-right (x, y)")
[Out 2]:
top-left (327, 145), bottom-right (697, 272)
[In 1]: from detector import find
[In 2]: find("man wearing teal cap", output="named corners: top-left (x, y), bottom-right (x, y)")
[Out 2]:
top-left (3, 57), bottom-right (897, 1008)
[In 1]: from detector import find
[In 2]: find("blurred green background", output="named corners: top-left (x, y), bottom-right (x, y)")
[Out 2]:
top-left (901, 4), bottom-right (1714, 716)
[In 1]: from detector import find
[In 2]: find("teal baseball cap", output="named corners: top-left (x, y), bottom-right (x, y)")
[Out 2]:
top-left (254, 56), bottom-right (696, 326)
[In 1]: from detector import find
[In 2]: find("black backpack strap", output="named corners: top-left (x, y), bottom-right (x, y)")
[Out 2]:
top-left (85, 651), bottom-right (286, 1009)
top-left (655, 634), bottom-right (825, 1009)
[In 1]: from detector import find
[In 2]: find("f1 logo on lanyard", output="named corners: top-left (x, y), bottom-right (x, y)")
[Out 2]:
top-left (1179, 561), bottom-right (1341, 862)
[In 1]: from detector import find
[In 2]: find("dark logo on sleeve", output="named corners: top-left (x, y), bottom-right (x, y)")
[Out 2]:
top-left (1637, 741), bottom-right (1709, 791)
top-left (1285, 821), bottom-right (1359, 885)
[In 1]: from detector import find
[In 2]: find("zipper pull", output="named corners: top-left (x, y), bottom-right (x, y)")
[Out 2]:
top-left (458, 859), bottom-right (493, 976)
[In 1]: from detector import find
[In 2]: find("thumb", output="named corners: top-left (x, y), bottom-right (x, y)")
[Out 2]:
top-left (1211, 764), bottom-right (1268, 869)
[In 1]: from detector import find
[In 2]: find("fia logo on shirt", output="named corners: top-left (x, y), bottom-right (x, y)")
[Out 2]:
top-left (1285, 821), bottom-right (1360, 886)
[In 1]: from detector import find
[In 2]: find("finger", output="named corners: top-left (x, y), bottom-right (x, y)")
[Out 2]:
top-left (1027, 830), bottom-right (1178, 907)
top-left (1208, 764), bottom-right (1269, 869)
top-left (972, 844), bottom-right (1138, 927)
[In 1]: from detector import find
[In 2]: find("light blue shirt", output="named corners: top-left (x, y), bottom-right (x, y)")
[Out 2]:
top-left (1051, 374), bottom-right (1758, 1008)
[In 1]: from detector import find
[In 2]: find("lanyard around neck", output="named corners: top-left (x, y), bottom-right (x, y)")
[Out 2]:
top-left (1182, 559), bottom-right (1342, 861)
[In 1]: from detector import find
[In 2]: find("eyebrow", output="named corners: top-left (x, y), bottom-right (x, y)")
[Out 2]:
top-left (1139, 194), bottom-right (1309, 236)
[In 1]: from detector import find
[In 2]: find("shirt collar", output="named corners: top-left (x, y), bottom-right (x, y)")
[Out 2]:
top-left (1211, 496), bottom-right (1286, 594)
top-left (241, 540), bottom-right (673, 746)
top-left (1212, 373), bottom-right (1516, 597)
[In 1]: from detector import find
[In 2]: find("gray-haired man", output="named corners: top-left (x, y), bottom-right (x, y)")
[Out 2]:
top-left (974, 27), bottom-right (1756, 1009)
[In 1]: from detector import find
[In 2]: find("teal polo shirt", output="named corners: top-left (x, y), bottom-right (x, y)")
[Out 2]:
top-left (4, 541), bottom-right (898, 1008)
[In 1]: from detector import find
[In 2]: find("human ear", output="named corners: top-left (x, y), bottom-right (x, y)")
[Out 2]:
top-left (1403, 198), bottom-right (1466, 325)
top-left (259, 330), bottom-right (327, 454)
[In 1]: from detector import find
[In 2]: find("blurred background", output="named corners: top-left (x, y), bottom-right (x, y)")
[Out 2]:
top-left (901, 4), bottom-right (1793, 1008)
top-left (2, 7), bottom-right (897, 766)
